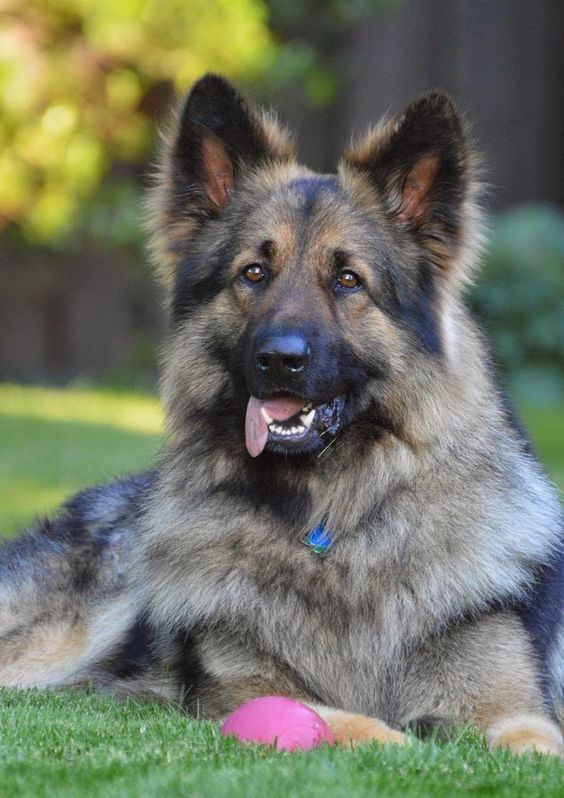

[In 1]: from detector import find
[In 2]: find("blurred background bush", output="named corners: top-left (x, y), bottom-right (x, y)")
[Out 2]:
top-left (0, 2), bottom-right (563, 535)
top-left (470, 204), bottom-right (564, 404)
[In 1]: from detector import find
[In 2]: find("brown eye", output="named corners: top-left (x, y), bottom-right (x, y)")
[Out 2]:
top-left (243, 263), bottom-right (265, 283)
top-left (337, 270), bottom-right (361, 290)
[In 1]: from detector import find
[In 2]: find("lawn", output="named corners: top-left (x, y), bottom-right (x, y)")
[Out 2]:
top-left (0, 382), bottom-right (562, 797)
top-left (1, 690), bottom-right (563, 798)
top-left (0, 384), bottom-right (163, 538)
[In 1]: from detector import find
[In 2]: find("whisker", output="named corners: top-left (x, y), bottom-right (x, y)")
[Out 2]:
top-left (317, 436), bottom-right (338, 459)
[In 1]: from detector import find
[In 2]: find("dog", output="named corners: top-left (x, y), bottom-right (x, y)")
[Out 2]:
top-left (1, 74), bottom-right (563, 756)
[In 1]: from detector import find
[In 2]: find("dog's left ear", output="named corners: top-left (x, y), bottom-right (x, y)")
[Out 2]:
top-left (343, 93), bottom-right (482, 284)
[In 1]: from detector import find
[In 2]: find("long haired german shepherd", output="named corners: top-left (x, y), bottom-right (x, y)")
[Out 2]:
top-left (1, 75), bottom-right (563, 756)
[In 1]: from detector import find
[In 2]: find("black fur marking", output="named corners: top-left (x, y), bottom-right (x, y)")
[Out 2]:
top-left (0, 472), bottom-right (155, 607)
top-left (171, 222), bottom-right (245, 325)
top-left (184, 389), bottom-right (246, 451)
top-left (64, 471), bottom-right (156, 531)
top-left (515, 533), bottom-right (564, 702)
top-left (258, 239), bottom-right (274, 259)
top-left (174, 627), bottom-right (208, 714)
top-left (171, 252), bottom-right (228, 323)
top-left (481, 352), bottom-right (536, 457)
top-left (381, 259), bottom-right (443, 357)
top-left (207, 327), bottom-right (233, 369)
top-left (0, 514), bottom-right (97, 596)
top-left (99, 615), bottom-right (157, 681)
top-left (243, 320), bottom-right (370, 407)
top-left (287, 176), bottom-right (341, 220)
top-left (403, 715), bottom-right (459, 741)
top-left (210, 468), bottom-right (312, 526)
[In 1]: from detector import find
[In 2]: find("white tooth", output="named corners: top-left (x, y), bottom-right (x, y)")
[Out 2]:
top-left (290, 426), bottom-right (298, 434)
top-left (283, 429), bottom-right (291, 436)
top-left (274, 425), bottom-right (284, 434)
top-left (299, 409), bottom-right (315, 429)
top-left (296, 425), bottom-right (305, 434)
top-left (260, 407), bottom-right (274, 425)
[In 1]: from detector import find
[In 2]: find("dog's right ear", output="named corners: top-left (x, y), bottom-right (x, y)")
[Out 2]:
top-left (342, 93), bottom-right (483, 288)
top-left (148, 74), bottom-right (295, 280)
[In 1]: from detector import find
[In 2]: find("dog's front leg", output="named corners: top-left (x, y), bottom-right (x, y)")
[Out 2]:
top-left (484, 713), bottom-right (563, 756)
top-left (308, 704), bottom-right (406, 747)
top-left (402, 611), bottom-right (564, 757)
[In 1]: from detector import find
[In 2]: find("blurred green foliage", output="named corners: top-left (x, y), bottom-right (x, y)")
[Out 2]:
top-left (0, 0), bottom-right (390, 247)
top-left (0, 0), bottom-right (277, 243)
top-left (266, 0), bottom-right (397, 106)
top-left (471, 204), bottom-right (564, 402)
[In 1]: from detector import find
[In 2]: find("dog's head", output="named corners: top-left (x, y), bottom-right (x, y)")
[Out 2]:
top-left (150, 75), bottom-right (482, 459)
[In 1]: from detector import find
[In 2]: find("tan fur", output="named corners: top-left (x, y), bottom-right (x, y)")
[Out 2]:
top-left (0, 620), bottom-right (88, 687)
top-left (487, 715), bottom-right (564, 757)
top-left (255, 108), bottom-right (296, 163)
top-left (201, 137), bottom-right (236, 208)
top-left (0, 594), bottom-right (137, 688)
top-left (396, 152), bottom-right (441, 225)
top-left (313, 706), bottom-right (406, 747)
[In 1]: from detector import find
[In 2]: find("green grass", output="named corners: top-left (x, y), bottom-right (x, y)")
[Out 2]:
top-left (0, 383), bottom-right (562, 796)
top-left (0, 383), bottom-right (163, 537)
top-left (0, 691), bottom-right (562, 798)
top-left (523, 403), bottom-right (564, 491)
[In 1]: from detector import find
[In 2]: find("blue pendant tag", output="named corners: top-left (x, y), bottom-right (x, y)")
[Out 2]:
top-left (303, 522), bottom-right (334, 555)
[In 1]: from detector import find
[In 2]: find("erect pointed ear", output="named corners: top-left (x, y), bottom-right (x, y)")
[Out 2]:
top-left (343, 93), bottom-right (482, 283)
top-left (148, 74), bottom-right (295, 279)
top-left (172, 74), bottom-right (295, 213)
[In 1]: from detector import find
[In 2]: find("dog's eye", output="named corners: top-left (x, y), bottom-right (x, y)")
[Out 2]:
top-left (337, 270), bottom-right (362, 290)
top-left (242, 264), bottom-right (266, 284)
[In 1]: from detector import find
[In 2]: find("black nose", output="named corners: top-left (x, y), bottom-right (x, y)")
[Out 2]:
top-left (255, 333), bottom-right (311, 379)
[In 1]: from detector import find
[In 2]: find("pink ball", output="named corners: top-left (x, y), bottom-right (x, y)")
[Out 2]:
top-left (220, 696), bottom-right (335, 752)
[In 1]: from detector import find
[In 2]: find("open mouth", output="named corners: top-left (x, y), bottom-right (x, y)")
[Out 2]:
top-left (245, 394), bottom-right (345, 457)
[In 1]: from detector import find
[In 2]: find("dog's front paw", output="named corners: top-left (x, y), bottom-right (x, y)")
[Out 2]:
top-left (487, 714), bottom-right (564, 757)
top-left (315, 707), bottom-right (406, 747)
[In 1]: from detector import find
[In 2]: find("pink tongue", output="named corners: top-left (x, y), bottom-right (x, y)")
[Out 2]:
top-left (245, 396), bottom-right (305, 457)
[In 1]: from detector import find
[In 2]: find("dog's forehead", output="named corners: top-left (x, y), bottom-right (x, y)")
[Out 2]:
top-left (244, 172), bottom-right (369, 252)
top-left (284, 175), bottom-right (341, 203)
top-left (272, 174), bottom-right (344, 214)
